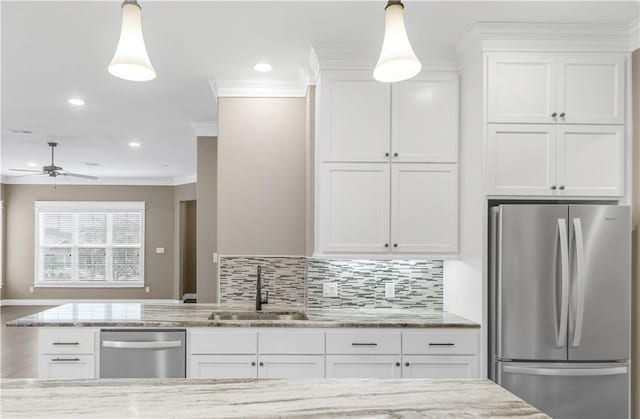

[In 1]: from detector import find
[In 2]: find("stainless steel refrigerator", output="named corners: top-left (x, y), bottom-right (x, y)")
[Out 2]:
top-left (489, 204), bottom-right (630, 419)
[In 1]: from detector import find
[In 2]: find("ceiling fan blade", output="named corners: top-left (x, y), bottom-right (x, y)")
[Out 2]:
top-left (9, 169), bottom-right (43, 173)
top-left (9, 172), bottom-right (48, 177)
top-left (61, 172), bottom-right (98, 180)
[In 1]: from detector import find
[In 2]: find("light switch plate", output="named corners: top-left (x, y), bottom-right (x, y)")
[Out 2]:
top-left (145, 286), bottom-right (150, 293)
top-left (385, 282), bottom-right (395, 299)
top-left (323, 282), bottom-right (338, 297)
top-left (156, 248), bottom-right (165, 254)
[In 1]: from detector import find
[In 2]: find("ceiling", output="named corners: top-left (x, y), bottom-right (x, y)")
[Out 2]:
top-left (2, 1), bottom-right (638, 184)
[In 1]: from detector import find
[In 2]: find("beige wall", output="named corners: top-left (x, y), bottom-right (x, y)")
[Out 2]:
top-left (3, 184), bottom-right (176, 300)
top-left (196, 136), bottom-right (218, 303)
top-left (632, 49), bottom-right (639, 419)
top-left (217, 97), bottom-right (306, 256)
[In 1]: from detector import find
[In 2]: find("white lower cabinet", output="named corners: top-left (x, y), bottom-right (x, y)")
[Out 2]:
top-left (190, 355), bottom-right (257, 379)
top-left (38, 355), bottom-right (96, 379)
top-left (402, 355), bottom-right (479, 379)
top-left (258, 355), bottom-right (325, 379)
top-left (326, 355), bottom-right (402, 379)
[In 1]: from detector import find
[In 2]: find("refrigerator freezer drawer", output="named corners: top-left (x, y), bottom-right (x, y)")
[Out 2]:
top-left (497, 361), bottom-right (629, 419)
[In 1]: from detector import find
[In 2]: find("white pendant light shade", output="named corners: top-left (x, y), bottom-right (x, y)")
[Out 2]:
top-left (373, 1), bottom-right (421, 83)
top-left (108, 0), bottom-right (156, 81)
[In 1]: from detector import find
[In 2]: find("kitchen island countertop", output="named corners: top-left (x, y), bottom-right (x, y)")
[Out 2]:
top-left (0, 378), bottom-right (547, 418)
top-left (6, 303), bottom-right (479, 328)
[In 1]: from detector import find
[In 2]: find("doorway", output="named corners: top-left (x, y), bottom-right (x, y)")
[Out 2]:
top-left (179, 200), bottom-right (197, 302)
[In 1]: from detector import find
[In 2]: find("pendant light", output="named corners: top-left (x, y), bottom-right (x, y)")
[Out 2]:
top-left (373, 0), bottom-right (421, 83)
top-left (108, 0), bottom-right (156, 81)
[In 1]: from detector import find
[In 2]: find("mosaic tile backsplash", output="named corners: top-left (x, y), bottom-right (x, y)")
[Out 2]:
top-left (218, 257), bottom-right (443, 310)
top-left (306, 259), bottom-right (443, 310)
top-left (219, 256), bottom-right (306, 306)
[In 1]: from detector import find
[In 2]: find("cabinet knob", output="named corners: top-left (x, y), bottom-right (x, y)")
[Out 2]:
top-left (559, 112), bottom-right (565, 118)
top-left (405, 362), bottom-right (410, 367)
top-left (259, 362), bottom-right (264, 367)
top-left (393, 153), bottom-right (399, 157)
top-left (551, 185), bottom-right (557, 190)
top-left (384, 243), bottom-right (389, 248)
top-left (393, 243), bottom-right (398, 248)
top-left (395, 362), bottom-right (401, 367)
top-left (559, 185), bottom-right (565, 190)
top-left (251, 361), bottom-right (256, 366)
top-left (551, 112), bottom-right (557, 117)
top-left (385, 152), bottom-right (390, 157)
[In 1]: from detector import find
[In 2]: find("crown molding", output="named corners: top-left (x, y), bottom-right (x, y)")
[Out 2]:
top-left (311, 43), bottom-right (459, 73)
top-left (631, 18), bottom-right (639, 51)
top-left (1, 174), bottom-right (197, 187)
top-left (457, 22), bottom-right (635, 68)
top-left (209, 76), bottom-right (307, 98)
top-left (192, 121), bottom-right (218, 137)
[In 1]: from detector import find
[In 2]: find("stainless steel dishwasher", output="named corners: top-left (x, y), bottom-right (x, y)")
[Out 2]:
top-left (100, 329), bottom-right (186, 378)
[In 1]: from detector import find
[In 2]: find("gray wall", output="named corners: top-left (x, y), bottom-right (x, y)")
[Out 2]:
top-left (217, 97), bottom-right (307, 256)
top-left (196, 136), bottom-right (218, 303)
top-left (3, 184), bottom-right (175, 299)
top-left (632, 48), bottom-right (639, 419)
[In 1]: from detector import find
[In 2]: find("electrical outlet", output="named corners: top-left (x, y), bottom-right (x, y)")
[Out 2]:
top-left (156, 248), bottom-right (165, 254)
top-left (323, 282), bottom-right (338, 297)
top-left (145, 286), bottom-right (150, 293)
top-left (29, 286), bottom-right (34, 293)
top-left (385, 282), bottom-right (395, 299)
top-left (212, 252), bottom-right (219, 263)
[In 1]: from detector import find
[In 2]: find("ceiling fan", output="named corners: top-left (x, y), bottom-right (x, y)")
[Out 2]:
top-left (9, 142), bottom-right (98, 180)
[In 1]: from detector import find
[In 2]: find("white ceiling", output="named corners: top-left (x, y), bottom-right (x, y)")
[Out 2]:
top-left (2, 1), bottom-right (638, 184)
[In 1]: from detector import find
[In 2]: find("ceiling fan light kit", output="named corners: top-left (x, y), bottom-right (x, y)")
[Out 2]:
top-left (108, 0), bottom-right (156, 82)
top-left (373, 0), bottom-right (422, 83)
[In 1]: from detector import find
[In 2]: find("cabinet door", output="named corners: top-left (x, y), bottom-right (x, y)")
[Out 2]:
top-left (391, 163), bottom-right (458, 253)
top-left (487, 125), bottom-right (557, 196)
top-left (487, 53), bottom-right (557, 123)
top-left (391, 75), bottom-right (459, 162)
top-left (318, 163), bottom-right (390, 253)
top-left (257, 355), bottom-right (325, 379)
top-left (402, 355), bottom-right (479, 378)
top-left (556, 125), bottom-right (624, 196)
top-left (326, 355), bottom-right (402, 378)
top-left (319, 72), bottom-right (390, 162)
top-left (38, 355), bottom-right (95, 379)
top-left (189, 355), bottom-right (257, 379)
top-left (557, 54), bottom-right (625, 125)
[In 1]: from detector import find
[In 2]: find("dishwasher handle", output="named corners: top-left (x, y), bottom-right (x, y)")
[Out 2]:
top-left (102, 340), bottom-right (183, 349)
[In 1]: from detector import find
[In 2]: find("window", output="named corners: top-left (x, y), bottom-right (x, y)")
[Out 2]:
top-left (34, 202), bottom-right (145, 287)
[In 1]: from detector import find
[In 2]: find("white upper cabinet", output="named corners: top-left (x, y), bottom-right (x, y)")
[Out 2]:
top-left (556, 125), bottom-right (624, 196)
top-left (487, 125), bottom-right (557, 196)
top-left (318, 71), bottom-right (391, 162)
top-left (391, 75), bottom-right (459, 162)
top-left (488, 53), bottom-right (626, 125)
top-left (488, 53), bottom-right (557, 124)
top-left (319, 163), bottom-right (390, 253)
top-left (557, 55), bottom-right (625, 125)
top-left (391, 164), bottom-right (458, 253)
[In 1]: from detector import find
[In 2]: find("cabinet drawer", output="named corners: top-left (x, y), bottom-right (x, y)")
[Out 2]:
top-left (39, 329), bottom-right (96, 354)
top-left (403, 330), bottom-right (479, 355)
top-left (259, 329), bottom-right (324, 354)
top-left (326, 330), bottom-right (401, 354)
top-left (189, 329), bottom-right (257, 354)
top-left (38, 355), bottom-right (96, 379)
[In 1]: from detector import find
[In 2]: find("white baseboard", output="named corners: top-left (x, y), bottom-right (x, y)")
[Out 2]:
top-left (0, 299), bottom-right (182, 306)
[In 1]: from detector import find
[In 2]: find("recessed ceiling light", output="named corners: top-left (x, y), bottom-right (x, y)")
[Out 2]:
top-left (254, 63), bottom-right (272, 72)
top-left (67, 98), bottom-right (85, 106)
top-left (128, 142), bottom-right (141, 148)
top-left (27, 162), bottom-right (38, 167)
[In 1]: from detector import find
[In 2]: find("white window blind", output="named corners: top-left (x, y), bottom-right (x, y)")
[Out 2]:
top-left (34, 202), bottom-right (145, 287)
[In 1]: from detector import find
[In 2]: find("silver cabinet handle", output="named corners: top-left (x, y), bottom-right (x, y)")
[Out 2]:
top-left (572, 218), bottom-right (586, 347)
top-left (102, 340), bottom-right (182, 349)
top-left (351, 343), bottom-right (378, 346)
top-left (557, 218), bottom-right (569, 348)
top-left (52, 342), bottom-right (79, 346)
top-left (52, 358), bottom-right (80, 362)
top-left (428, 343), bottom-right (455, 346)
top-left (504, 365), bottom-right (627, 377)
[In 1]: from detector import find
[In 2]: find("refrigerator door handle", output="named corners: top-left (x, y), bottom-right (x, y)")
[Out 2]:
top-left (503, 365), bottom-right (627, 377)
top-left (557, 218), bottom-right (569, 348)
top-left (572, 218), bottom-right (586, 347)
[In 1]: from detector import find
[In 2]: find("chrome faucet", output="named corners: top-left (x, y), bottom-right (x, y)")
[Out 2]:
top-left (256, 265), bottom-right (269, 311)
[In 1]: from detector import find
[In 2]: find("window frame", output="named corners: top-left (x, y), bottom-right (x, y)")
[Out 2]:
top-left (33, 201), bottom-right (146, 288)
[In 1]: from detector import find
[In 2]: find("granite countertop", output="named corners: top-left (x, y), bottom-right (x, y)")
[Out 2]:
top-left (6, 303), bottom-right (479, 328)
top-left (0, 378), bottom-right (548, 418)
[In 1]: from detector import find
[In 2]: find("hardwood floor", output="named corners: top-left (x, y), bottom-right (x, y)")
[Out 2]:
top-left (1, 306), bottom-right (53, 378)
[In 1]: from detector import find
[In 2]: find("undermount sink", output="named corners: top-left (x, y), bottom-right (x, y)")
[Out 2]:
top-left (208, 310), bottom-right (308, 321)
